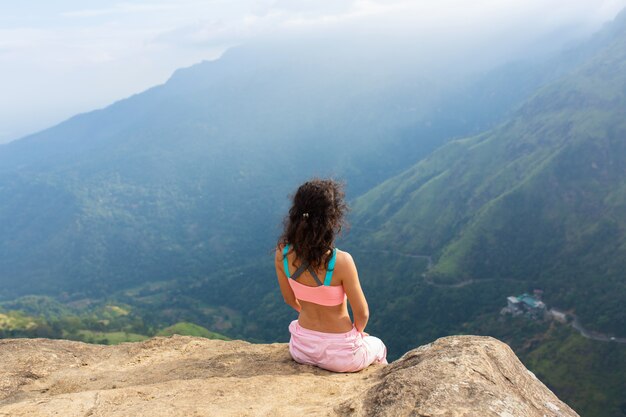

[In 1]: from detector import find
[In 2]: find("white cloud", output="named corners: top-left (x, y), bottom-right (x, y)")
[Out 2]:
top-left (1, 0), bottom-right (625, 143)
top-left (60, 2), bottom-right (180, 18)
top-left (254, 0), bottom-right (356, 16)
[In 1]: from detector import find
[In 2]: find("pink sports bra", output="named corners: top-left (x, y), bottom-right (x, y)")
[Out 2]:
top-left (282, 244), bottom-right (347, 307)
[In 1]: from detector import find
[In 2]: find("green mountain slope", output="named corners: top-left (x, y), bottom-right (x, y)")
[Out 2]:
top-left (351, 11), bottom-right (626, 337)
top-left (0, 37), bottom-right (571, 298)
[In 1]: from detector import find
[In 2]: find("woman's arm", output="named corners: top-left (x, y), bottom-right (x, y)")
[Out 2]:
top-left (275, 248), bottom-right (301, 312)
top-left (341, 251), bottom-right (369, 333)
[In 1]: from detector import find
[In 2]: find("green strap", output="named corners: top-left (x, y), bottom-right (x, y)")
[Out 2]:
top-left (323, 248), bottom-right (337, 286)
top-left (282, 244), bottom-right (291, 278)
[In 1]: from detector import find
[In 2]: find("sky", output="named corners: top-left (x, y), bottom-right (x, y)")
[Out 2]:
top-left (1, 0), bottom-right (626, 144)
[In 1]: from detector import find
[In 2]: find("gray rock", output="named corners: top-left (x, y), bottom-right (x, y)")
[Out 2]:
top-left (0, 335), bottom-right (578, 416)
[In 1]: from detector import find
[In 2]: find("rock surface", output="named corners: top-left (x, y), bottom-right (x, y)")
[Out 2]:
top-left (0, 335), bottom-right (578, 417)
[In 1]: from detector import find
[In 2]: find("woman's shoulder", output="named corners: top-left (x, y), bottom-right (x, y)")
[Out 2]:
top-left (335, 247), bottom-right (350, 257)
top-left (333, 249), bottom-right (358, 284)
top-left (335, 248), bottom-right (355, 268)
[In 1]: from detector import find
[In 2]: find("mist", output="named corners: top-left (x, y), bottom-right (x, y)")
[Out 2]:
top-left (1, 0), bottom-right (625, 144)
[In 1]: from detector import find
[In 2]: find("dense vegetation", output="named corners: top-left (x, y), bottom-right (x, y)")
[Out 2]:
top-left (0, 296), bottom-right (228, 344)
top-left (0, 36), bottom-right (586, 298)
top-left (351, 14), bottom-right (626, 338)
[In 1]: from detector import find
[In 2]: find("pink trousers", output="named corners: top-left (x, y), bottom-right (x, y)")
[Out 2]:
top-left (288, 320), bottom-right (388, 373)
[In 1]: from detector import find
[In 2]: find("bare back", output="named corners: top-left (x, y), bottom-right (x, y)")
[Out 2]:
top-left (275, 247), bottom-right (369, 334)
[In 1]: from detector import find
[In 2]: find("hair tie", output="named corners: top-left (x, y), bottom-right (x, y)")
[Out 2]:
top-left (302, 212), bottom-right (309, 219)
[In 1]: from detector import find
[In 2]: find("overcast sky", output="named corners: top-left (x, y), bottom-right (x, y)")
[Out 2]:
top-left (1, 0), bottom-right (626, 144)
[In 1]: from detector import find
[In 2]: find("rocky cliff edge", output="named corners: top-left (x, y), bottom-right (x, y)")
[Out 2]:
top-left (0, 335), bottom-right (578, 416)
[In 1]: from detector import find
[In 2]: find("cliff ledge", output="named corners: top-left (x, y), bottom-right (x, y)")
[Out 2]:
top-left (0, 335), bottom-right (578, 416)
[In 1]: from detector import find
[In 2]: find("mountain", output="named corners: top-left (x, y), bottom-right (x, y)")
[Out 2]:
top-left (351, 9), bottom-right (626, 337)
top-left (341, 13), bottom-right (626, 416)
top-left (0, 37), bottom-right (576, 298)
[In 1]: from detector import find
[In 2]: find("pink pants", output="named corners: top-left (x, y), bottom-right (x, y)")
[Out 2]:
top-left (288, 320), bottom-right (388, 373)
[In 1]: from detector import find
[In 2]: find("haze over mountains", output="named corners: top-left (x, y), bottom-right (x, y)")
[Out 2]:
top-left (352, 9), bottom-right (626, 336)
top-left (0, 34), bottom-right (585, 297)
top-left (2, 7), bottom-right (626, 417)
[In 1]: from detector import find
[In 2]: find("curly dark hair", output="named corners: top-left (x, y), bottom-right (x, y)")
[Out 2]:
top-left (278, 178), bottom-right (348, 270)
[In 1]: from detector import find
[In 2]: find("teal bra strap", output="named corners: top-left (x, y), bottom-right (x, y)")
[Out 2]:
top-left (282, 244), bottom-right (291, 278)
top-left (323, 248), bottom-right (337, 286)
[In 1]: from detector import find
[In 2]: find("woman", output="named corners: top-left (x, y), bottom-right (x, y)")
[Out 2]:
top-left (275, 179), bottom-right (387, 372)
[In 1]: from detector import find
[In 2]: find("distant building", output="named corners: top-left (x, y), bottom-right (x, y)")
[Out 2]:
top-left (505, 296), bottom-right (523, 316)
top-left (501, 293), bottom-right (546, 319)
top-left (507, 296), bottom-right (519, 309)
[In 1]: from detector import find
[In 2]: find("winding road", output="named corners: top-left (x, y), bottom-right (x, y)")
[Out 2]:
top-left (552, 309), bottom-right (626, 344)
top-left (355, 248), bottom-right (626, 344)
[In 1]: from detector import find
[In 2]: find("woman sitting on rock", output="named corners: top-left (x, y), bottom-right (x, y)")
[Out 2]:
top-left (275, 178), bottom-right (387, 372)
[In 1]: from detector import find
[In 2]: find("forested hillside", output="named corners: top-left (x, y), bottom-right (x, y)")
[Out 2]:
top-left (351, 9), bottom-right (626, 337)
top-left (0, 37), bottom-right (573, 298)
top-left (344, 12), bottom-right (626, 415)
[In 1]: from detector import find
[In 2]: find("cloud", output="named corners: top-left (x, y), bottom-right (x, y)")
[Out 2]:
top-left (60, 2), bottom-right (180, 18)
top-left (148, 0), bottom-right (626, 53)
top-left (1, 0), bottom-right (626, 143)
top-left (253, 0), bottom-right (356, 17)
